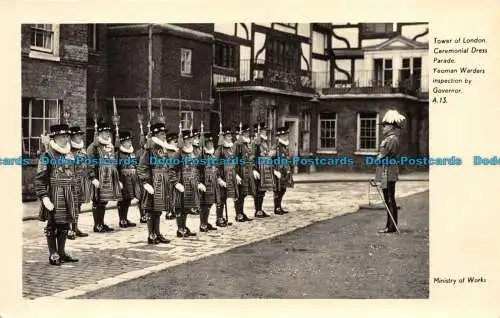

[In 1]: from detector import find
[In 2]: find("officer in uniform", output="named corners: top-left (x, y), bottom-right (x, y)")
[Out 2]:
top-left (137, 123), bottom-right (175, 244)
top-left (87, 122), bottom-right (123, 233)
top-left (376, 110), bottom-right (405, 234)
top-left (198, 132), bottom-right (220, 232)
top-left (67, 126), bottom-right (90, 239)
top-left (135, 132), bottom-right (149, 224)
top-left (35, 124), bottom-right (79, 265)
top-left (234, 124), bottom-right (254, 222)
top-left (273, 126), bottom-right (294, 215)
top-left (175, 130), bottom-right (205, 237)
top-left (216, 127), bottom-right (238, 227)
top-left (252, 122), bottom-right (273, 218)
top-left (116, 131), bottom-right (140, 228)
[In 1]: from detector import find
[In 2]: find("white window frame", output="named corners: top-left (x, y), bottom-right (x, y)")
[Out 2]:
top-left (29, 24), bottom-right (60, 62)
top-left (180, 110), bottom-right (194, 130)
top-left (374, 58), bottom-right (393, 87)
top-left (180, 48), bottom-right (192, 76)
top-left (355, 112), bottom-right (379, 155)
top-left (316, 113), bottom-right (337, 154)
top-left (22, 98), bottom-right (61, 156)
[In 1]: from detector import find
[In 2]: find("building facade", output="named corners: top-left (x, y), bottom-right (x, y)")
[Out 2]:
top-left (212, 22), bottom-right (429, 173)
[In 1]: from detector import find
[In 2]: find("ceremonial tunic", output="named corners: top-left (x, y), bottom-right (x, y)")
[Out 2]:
top-left (199, 150), bottom-right (222, 205)
top-left (35, 148), bottom-right (79, 224)
top-left (137, 144), bottom-right (180, 213)
top-left (117, 149), bottom-right (141, 200)
top-left (375, 132), bottom-right (400, 189)
top-left (220, 144), bottom-right (238, 199)
top-left (87, 141), bottom-right (122, 202)
top-left (273, 143), bottom-right (294, 191)
top-left (135, 147), bottom-right (150, 208)
top-left (175, 148), bottom-right (200, 210)
top-left (72, 147), bottom-right (91, 205)
top-left (253, 140), bottom-right (274, 192)
top-left (235, 140), bottom-right (255, 196)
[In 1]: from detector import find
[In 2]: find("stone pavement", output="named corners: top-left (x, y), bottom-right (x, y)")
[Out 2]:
top-left (22, 181), bottom-right (429, 300)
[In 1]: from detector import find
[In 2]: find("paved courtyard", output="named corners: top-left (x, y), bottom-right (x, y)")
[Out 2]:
top-left (22, 181), bottom-right (429, 299)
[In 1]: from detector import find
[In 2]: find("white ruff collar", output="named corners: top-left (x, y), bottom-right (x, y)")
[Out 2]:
top-left (260, 134), bottom-right (268, 141)
top-left (120, 145), bottom-right (134, 153)
top-left (204, 147), bottom-right (214, 155)
top-left (241, 136), bottom-right (250, 144)
top-left (98, 136), bottom-right (112, 145)
top-left (71, 140), bottom-right (84, 149)
top-left (278, 138), bottom-right (289, 146)
top-left (152, 136), bottom-right (178, 151)
top-left (223, 141), bottom-right (233, 148)
top-left (183, 145), bottom-right (193, 154)
top-left (49, 140), bottom-right (71, 155)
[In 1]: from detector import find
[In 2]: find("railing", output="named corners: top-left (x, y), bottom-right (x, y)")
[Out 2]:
top-left (312, 69), bottom-right (429, 99)
top-left (214, 59), bottom-right (316, 94)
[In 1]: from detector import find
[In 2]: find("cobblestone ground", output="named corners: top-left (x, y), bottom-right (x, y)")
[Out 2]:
top-left (22, 181), bottom-right (429, 299)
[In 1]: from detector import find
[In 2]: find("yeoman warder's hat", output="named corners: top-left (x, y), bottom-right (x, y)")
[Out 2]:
top-left (49, 124), bottom-right (70, 137)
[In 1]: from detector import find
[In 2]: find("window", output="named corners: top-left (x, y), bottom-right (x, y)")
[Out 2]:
top-left (22, 98), bottom-right (62, 156)
top-left (357, 113), bottom-right (379, 153)
top-left (400, 57), bottom-right (422, 90)
top-left (29, 24), bottom-right (60, 61)
top-left (362, 23), bottom-right (393, 34)
top-left (181, 48), bottom-right (192, 76)
top-left (266, 37), bottom-right (300, 73)
top-left (318, 113), bottom-right (337, 150)
top-left (302, 112), bottom-right (311, 131)
top-left (180, 111), bottom-right (193, 130)
top-left (215, 42), bottom-right (236, 69)
top-left (374, 58), bottom-right (393, 86)
top-left (88, 24), bottom-right (99, 51)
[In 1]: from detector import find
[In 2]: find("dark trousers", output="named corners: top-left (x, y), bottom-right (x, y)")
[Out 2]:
top-left (45, 214), bottom-right (70, 257)
top-left (92, 200), bottom-right (108, 226)
top-left (254, 191), bottom-right (265, 211)
top-left (145, 210), bottom-right (162, 237)
top-left (273, 189), bottom-right (286, 209)
top-left (382, 181), bottom-right (398, 231)
top-left (117, 198), bottom-right (132, 221)
top-left (200, 204), bottom-right (212, 226)
top-left (235, 193), bottom-right (246, 215)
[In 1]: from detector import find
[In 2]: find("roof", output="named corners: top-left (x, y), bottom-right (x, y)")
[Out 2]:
top-left (363, 35), bottom-right (428, 51)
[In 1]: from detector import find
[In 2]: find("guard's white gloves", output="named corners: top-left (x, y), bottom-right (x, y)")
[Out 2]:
top-left (175, 183), bottom-right (185, 193)
top-left (253, 170), bottom-right (260, 180)
top-left (42, 196), bottom-right (54, 211)
top-left (217, 178), bottom-right (227, 188)
top-left (198, 183), bottom-right (206, 192)
top-left (274, 170), bottom-right (281, 179)
top-left (143, 183), bottom-right (154, 194)
top-left (236, 174), bottom-right (242, 185)
top-left (119, 182), bottom-right (123, 190)
top-left (91, 179), bottom-right (100, 188)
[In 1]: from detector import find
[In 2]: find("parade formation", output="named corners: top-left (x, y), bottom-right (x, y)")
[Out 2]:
top-left (34, 105), bottom-right (405, 266)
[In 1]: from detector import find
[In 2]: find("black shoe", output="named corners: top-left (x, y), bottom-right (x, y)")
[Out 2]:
top-left (67, 230), bottom-right (76, 240)
top-left (148, 234), bottom-right (159, 244)
top-left (119, 220), bottom-right (128, 228)
top-left (165, 212), bottom-right (176, 220)
top-left (254, 211), bottom-right (269, 218)
top-left (49, 253), bottom-right (61, 266)
top-left (216, 218), bottom-right (228, 227)
top-left (177, 228), bottom-right (189, 238)
top-left (274, 208), bottom-right (285, 215)
top-left (378, 228), bottom-right (396, 233)
top-left (200, 224), bottom-right (209, 232)
top-left (140, 216), bottom-right (148, 223)
top-left (93, 225), bottom-right (106, 233)
top-left (235, 214), bottom-right (245, 222)
top-left (156, 234), bottom-right (171, 244)
top-left (75, 229), bottom-right (88, 237)
top-left (126, 220), bottom-right (136, 227)
top-left (206, 223), bottom-right (217, 231)
top-left (60, 253), bottom-right (79, 263)
top-left (103, 224), bottom-right (114, 232)
top-left (281, 209), bottom-right (289, 214)
top-left (185, 227), bottom-right (196, 236)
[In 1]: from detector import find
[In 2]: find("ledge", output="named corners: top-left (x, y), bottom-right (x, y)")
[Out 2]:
top-left (28, 50), bottom-right (60, 62)
top-left (354, 151), bottom-right (378, 156)
top-left (316, 150), bottom-right (338, 155)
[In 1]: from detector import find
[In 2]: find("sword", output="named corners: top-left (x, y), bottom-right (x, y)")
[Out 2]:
top-left (369, 179), bottom-right (400, 234)
top-left (178, 89), bottom-right (185, 216)
top-left (93, 90), bottom-right (98, 142)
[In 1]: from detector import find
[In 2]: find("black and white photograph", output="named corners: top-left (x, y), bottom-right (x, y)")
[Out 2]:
top-left (21, 22), bottom-right (430, 299)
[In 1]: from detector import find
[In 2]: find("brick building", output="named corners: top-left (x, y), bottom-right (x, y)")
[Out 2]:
top-left (212, 23), bottom-right (429, 173)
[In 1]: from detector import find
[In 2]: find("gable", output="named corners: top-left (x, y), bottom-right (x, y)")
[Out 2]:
top-left (364, 35), bottom-right (428, 51)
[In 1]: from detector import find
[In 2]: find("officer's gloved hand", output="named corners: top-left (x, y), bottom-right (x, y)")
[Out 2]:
top-left (42, 196), bottom-right (54, 211)
top-left (198, 183), bottom-right (206, 192)
top-left (143, 183), bottom-right (154, 194)
top-left (274, 170), bottom-right (281, 179)
top-left (253, 170), bottom-right (260, 180)
top-left (175, 183), bottom-right (185, 193)
top-left (217, 178), bottom-right (227, 188)
top-left (236, 174), bottom-right (242, 185)
top-left (91, 179), bottom-right (100, 188)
